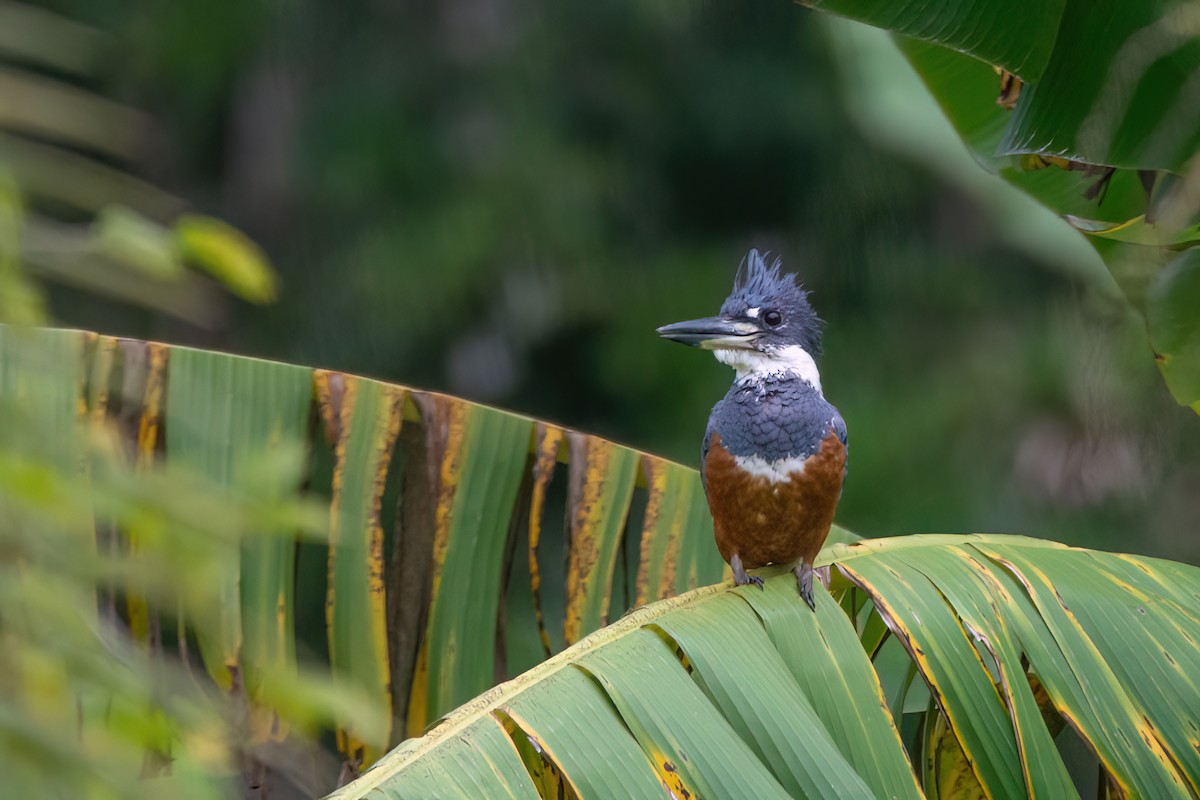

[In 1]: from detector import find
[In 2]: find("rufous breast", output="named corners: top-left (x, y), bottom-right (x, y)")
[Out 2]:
top-left (704, 429), bottom-right (846, 569)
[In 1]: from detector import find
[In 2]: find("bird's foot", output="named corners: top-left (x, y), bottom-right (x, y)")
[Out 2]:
top-left (730, 553), bottom-right (764, 591)
top-left (795, 561), bottom-right (816, 611)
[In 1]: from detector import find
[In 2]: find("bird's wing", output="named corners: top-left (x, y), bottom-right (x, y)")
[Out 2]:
top-left (700, 419), bottom-right (716, 503)
top-left (831, 408), bottom-right (849, 481)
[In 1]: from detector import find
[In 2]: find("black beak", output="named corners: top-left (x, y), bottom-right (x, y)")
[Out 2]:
top-left (656, 315), bottom-right (760, 349)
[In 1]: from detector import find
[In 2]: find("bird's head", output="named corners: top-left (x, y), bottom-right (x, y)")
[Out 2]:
top-left (657, 249), bottom-right (824, 388)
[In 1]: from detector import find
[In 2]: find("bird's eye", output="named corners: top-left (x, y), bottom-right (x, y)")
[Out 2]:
top-left (763, 309), bottom-right (783, 327)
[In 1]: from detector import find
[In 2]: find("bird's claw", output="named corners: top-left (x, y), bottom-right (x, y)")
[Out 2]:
top-left (730, 553), bottom-right (763, 590)
top-left (795, 561), bottom-right (816, 611)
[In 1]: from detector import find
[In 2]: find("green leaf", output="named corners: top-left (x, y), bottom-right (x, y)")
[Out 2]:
top-left (1147, 249), bottom-right (1200, 411)
top-left (655, 592), bottom-right (875, 798)
top-left (669, 465), bottom-right (726, 596)
top-left (998, 1), bottom-right (1200, 171)
top-left (174, 214), bottom-right (279, 303)
top-left (974, 546), bottom-right (1194, 796)
top-left (840, 555), bottom-right (1029, 797)
top-left (892, 35), bottom-right (1152, 225)
top-left (0, 325), bottom-right (87, 472)
top-left (827, 13), bottom-right (1200, 402)
top-left (579, 627), bottom-right (793, 798)
top-left (1064, 214), bottom-right (1200, 246)
top-left (164, 346), bottom-right (311, 694)
top-left (741, 579), bottom-right (923, 800)
top-left (345, 716), bottom-right (540, 799)
top-left (869, 0), bottom-right (1200, 172)
top-left (525, 422), bottom-right (565, 659)
top-left (894, 547), bottom-right (1078, 798)
top-left (809, 0), bottom-right (1065, 80)
top-left (333, 535), bottom-right (1200, 799)
top-left (498, 667), bottom-right (666, 798)
top-left (407, 398), bottom-right (534, 731)
top-left (317, 371), bottom-right (406, 763)
top-left (562, 434), bottom-right (640, 644)
top-left (92, 205), bottom-right (183, 280)
top-left (635, 455), bottom-right (698, 606)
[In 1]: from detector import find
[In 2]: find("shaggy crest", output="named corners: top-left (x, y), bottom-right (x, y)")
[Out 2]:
top-left (723, 249), bottom-right (801, 310)
top-left (720, 249), bottom-right (823, 355)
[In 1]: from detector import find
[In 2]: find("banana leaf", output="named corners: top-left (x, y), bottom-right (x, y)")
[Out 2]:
top-left (813, 2), bottom-right (1200, 411)
top-left (330, 534), bottom-right (1200, 799)
top-left (4, 325), bottom-right (732, 776)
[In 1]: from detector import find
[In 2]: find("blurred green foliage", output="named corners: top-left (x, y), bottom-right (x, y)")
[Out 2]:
top-left (0, 325), bottom-right (387, 798)
top-left (0, 8), bottom-right (378, 787)
top-left (0, 175), bottom-right (389, 789)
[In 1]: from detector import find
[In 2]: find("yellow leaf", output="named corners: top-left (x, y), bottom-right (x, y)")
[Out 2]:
top-left (175, 213), bottom-right (278, 302)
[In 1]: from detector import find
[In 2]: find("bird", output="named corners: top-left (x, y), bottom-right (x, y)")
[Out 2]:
top-left (657, 249), bottom-right (847, 610)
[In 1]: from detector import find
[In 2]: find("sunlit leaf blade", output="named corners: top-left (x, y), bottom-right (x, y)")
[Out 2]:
top-left (840, 558), bottom-right (1028, 797)
top-left (5, 324), bottom-right (827, 796)
top-left (317, 371), bottom-right (405, 763)
top-left (579, 628), bottom-right (792, 798)
top-left (977, 547), bottom-right (1195, 797)
top-left (1108, 551), bottom-right (1200, 616)
top-left (332, 534), bottom-right (1200, 800)
top-left (655, 592), bottom-right (875, 799)
top-left (407, 397), bottom-right (533, 732)
top-left (1147, 249), bottom-right (1200, 412)
top-left (499, 667), bottom-right (665, 798)
top-left (350, 716), bottom-right (540, 800)
top-left (832, 535), bottom-right (1198, 798)
top-left (738, 581), bottom-right (923, 800)
top-left (1031, 550), bottom-right (1200, 794)
top-left (563, 434), bottom-right (639, 645)
top-left (165, 346), bottom-right (311, 696)
top-left (898, 548), bottom-right (1077, 799)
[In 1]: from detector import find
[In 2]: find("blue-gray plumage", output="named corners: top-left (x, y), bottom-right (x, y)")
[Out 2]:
top-left (658, 249), bottom-right (848, 610)
top-left (704, 374), bottom-right (846, 463)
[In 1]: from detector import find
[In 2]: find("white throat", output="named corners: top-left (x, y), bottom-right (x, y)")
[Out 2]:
top-left (714, 345), bottom-right (823, 393)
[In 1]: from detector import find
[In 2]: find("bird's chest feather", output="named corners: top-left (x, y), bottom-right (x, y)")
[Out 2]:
top-left (703, 431), bottom-right (845, 567)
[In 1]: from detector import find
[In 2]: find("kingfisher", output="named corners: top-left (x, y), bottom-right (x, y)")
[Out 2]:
top-left (657, 249), bottom-right (847, 610)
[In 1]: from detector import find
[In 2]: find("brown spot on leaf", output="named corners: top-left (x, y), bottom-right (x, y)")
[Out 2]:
top-left (995, 67), bottom-right (1022, 109)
